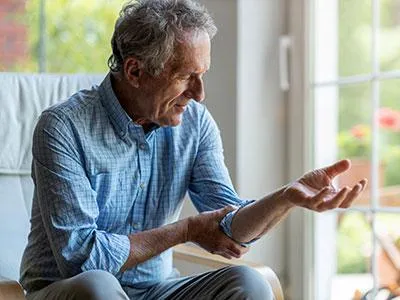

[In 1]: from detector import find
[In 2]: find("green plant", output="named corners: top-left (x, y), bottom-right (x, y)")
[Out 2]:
top-left (337, 107), bottom-right (400, 161)
top-left (12, 0), bottom-right (128, 73)
top-left (395, 237), bottom-right (400, 249)
top-left (382, 145), bottom-right (400, 186)
top-left (337, 213), bottom-right (371, 274)
top-left (337, 124), bottom-right (371, 159)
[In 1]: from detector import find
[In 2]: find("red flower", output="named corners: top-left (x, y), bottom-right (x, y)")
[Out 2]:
top-left (351, 124), bottom-right (369, 139)
top-left (378, 107), bottom-right (400, 132)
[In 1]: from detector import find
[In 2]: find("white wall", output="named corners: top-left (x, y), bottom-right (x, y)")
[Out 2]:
top-left (237, 0), bottom-right (287, 276)
top-left (179, 0), bottom-right (288, 283)
top-left (201, 0), bottom-right (238, 185)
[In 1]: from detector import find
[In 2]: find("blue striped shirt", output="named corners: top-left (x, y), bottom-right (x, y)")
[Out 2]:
top-left (20, 73), bottom-right (252, 293)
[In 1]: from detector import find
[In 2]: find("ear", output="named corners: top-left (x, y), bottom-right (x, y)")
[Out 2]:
top-left (123, 57), bottom-right (143, 88)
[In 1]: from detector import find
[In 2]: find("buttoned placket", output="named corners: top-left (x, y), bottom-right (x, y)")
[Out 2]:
top-left (129, 123), bottom-right (153, 232)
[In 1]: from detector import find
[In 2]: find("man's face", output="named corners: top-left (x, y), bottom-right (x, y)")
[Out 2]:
top-left (138, 31), bottom-right (211, 127)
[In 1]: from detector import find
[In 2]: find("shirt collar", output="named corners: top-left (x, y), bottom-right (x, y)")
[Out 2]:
top-left (99, 73), bottom-right (160, 138)
top-left (99, 73), bottom-right (133, 138)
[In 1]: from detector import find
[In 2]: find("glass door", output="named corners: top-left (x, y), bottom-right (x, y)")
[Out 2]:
top-left (311, 0), bottom-right (400, 299)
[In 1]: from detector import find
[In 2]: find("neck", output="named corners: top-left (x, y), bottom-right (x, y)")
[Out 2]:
top-left (110, 72), bottom-right (153, 130)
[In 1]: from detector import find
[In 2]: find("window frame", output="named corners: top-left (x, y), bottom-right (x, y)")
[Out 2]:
top-left (288, 0), bottom-right (400, 299)
top-left (286, 0), bottom-right (315, 299)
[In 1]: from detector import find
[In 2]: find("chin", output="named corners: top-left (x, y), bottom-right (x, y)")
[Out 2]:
top-left (169, 119), bottom-right (182, 127)
top-left (157, 110), bottom-right (185, 127)
top-left (165, 115), bottom-right (183, 127)
top-left (157, 116), bottom-right (182, 127)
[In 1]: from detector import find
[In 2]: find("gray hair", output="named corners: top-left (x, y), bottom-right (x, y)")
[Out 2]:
top-left (108, 0), bottom-right (217, 76)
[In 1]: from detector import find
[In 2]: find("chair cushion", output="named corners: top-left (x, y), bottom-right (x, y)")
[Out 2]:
top-left (0, 73), bottom-right (104, 174)
top-left (0, 73), bottom-right (103, 281)
top-left (0, 175), bottom-right (31, 280)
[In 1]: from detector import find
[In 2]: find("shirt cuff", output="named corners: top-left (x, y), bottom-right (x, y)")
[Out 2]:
top-left (81, 232), bottom-right (130, 274)
top-left (219, 200), bottom-right (259, 247)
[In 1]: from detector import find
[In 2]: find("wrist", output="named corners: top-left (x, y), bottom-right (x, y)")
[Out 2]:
top-left (184, 216), bottom-right (197, 243)
top-left (178, 217), bottom-right (191, 243)
top-left (280, 184), bottom-right (297, 209)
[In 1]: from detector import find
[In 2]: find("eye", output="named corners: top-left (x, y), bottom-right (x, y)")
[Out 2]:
top-left (179, 75), bottom-right (191, 81)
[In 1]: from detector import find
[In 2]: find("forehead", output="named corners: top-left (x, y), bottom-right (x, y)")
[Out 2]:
top-left (169, 32), bottom-right (211, 74)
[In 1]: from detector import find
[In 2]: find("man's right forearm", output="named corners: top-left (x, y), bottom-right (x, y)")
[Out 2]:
top-left (120, 218), bottom-right (189, 272)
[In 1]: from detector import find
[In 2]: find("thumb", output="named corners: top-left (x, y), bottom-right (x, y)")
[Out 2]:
top-left (322, 159), bottom-right (351, 179)
top-left (216, 205), bottom-right (237, 218)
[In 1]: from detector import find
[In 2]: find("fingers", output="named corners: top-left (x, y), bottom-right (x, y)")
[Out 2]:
top-left (338, 183), bottom-right (362, 208)
top-left (215, 205), bottom-right (237, 221)
top-left (216, 243), bottom-right (248, 260)
top-left (211, 233), bottom-right (249, 259)
top-left (219, 205), bottom-right (237, 214)
top-left (339, 178), bottom-right (368, 209)
top-left (311, 186), bottom-right (333, 208)
top-left (308, 178), bottom-right (368, 212)
top-left (322, 159), bottom-right (351, 179)
top-left (217, 251), bottom-right (234, 260)
top-left (359, 178), bottom-right (368, 192)
top-left (316, 186), bottom-right (350, 211)
top-left (228, 242), bottom-right (249, 257)
top-left (224, 248), bottom-right (242, 259)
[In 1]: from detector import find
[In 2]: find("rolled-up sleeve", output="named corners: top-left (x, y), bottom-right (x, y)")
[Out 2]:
top-left (32, 111), bottom-right (130, 278)
top-left (188, 106), bottom-right (257, 246)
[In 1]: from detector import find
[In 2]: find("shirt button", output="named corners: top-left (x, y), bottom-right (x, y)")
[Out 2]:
top-left (140, 183), bottom-right (145, 189)
top-left (140, 143), bottom-right (146, 150)
top-left (132, 223), bottom-right (142, 230)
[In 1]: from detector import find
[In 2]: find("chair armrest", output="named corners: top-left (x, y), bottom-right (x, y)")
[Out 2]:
top-left (0, 276), bottom-right (25, 300)
top-left (173, 244), bottom-right (284, 300)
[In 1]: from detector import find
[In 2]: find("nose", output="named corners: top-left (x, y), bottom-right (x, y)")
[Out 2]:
top-left (184, 76), bottom-right (205, 102)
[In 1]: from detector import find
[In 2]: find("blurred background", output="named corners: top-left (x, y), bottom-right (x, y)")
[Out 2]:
top-left (1, 0), bottom-right (400, 299)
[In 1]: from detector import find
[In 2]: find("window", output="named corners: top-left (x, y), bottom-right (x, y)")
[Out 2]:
top-left (311, 0), bottom-right (400, 299)
top-left (0, 0), bottom-right (126, 73)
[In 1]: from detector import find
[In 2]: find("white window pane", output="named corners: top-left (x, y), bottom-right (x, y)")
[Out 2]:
top-left (380, 0), bottom-right (400, 72)
top-left (338, 0), bottom-right (372, 78)
top-left (314, 83), bottom-right (378, 208)
top-left (310, 0), bottom-right (400, 299)
top-left (334, 212), bottom-right (374, 299)
top-left (379, 79), bottom-right (400, 207)
top-left (313, 0), bottom-right (373, 83)
top-left (335, 83), bottom-right (377, 208)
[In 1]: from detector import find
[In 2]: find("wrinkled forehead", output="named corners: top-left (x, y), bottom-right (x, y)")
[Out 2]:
top-left (169, 31), bottom-right (211, 74)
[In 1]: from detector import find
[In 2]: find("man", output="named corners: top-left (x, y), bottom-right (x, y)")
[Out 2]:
top-left (20, 0), bottom-right (367, 299)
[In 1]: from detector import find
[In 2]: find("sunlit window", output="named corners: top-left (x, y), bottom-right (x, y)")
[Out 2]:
top-left (0, 0), bottom-right (127, 73)
top-left (312, 0), bottom-right (400, 299)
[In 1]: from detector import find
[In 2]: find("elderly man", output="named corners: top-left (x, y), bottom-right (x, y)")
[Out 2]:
top-left (20, 0), bottom-right (367, 299)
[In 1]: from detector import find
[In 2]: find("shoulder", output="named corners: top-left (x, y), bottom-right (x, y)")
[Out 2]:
top-left (45, 86), bottom-right (100, 118)
top-left (38, 86), bottom-right (102, 130)
top-left (34, 87), bottom-right (102, 142)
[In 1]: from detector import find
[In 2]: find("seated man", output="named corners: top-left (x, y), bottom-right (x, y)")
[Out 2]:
top-left (19, 0), bottom-right (367, 299)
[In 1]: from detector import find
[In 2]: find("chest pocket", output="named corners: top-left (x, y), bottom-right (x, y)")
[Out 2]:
top-left (89, 170), bottom-right (140, 228)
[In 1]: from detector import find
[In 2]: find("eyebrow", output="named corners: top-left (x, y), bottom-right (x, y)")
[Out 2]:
top-left (175, 68), bottom-right (209, 78)
top-left (188, 68), bottom-right (210, 75)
